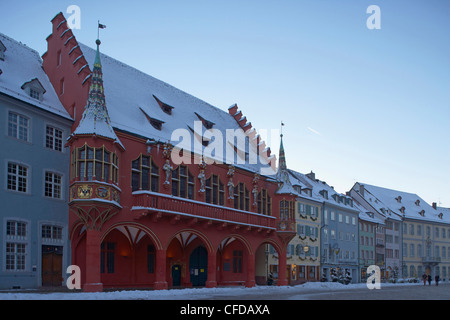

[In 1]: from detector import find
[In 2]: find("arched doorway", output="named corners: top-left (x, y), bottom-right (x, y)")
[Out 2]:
top-left (98, 223), bottom-right (161, 288)
top-left (189, 246), bottom-right (208, 286)
top-left (166, 230), bottom-right (213, 288)
top-left (255, 242), bottom-right (280, 285)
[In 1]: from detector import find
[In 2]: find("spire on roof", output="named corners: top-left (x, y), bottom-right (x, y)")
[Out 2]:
top-left (72, 38), bottom-right (124, 149)
top-left (276, 122), bottom-right (297, 195)
top-left (278, 130), bottom-right (287, 172)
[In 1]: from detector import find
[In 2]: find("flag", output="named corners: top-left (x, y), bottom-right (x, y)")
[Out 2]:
top-left (98, 23), bottom-right (106, 29)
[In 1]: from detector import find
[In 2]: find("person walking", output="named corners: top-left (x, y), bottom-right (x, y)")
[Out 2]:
top-left (422, 273), bottom-right (427, 286)
top-left (427, 274), bottom-right (432, 285)
top-left (435, 275), bottom-right (439, 286)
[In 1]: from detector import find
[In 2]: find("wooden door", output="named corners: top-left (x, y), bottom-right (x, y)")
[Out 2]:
top-left (42, 246), bottom-right (63, 286)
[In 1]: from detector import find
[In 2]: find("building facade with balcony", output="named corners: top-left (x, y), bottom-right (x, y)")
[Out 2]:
top-left (42, 12), bottom-right (296, 292)
top-left (0, 33), bottom-right (73, 289)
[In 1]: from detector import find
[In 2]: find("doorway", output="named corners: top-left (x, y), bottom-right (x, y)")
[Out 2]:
top-left (42, 245), bottom-right (63, 286)
top-left (189, 246), bottom-right (207, 286)
top-left (172, 264), bottom-right (182, 287)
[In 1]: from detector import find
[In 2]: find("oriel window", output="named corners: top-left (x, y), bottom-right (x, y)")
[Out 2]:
top-left (74, 145), bottom-right (118, 184)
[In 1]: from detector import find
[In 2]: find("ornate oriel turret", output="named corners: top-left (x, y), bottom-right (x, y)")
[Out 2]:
top-left (275, 128), bottom-right (297, 241)
top-left (67, 38), bottom-right (124, 292)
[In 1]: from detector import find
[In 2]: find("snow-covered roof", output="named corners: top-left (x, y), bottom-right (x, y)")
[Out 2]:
top-left (356, 183), bottom-right (450, 225)
top-left (77, 42), bottom-right (274, 175)
top-left (352, 198), bottom-right (384, 224)
top-left (288, 169), bottom-right (356, 211)
top-left (0, 33), bottom-right (71, 120)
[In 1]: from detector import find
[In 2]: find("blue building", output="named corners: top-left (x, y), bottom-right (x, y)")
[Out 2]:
top-left (0, 33), bottom-right (73, 289)
top-left (289, 170), bottom-right (360, 283)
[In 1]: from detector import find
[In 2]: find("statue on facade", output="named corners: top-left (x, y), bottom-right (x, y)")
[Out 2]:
top-left (198, 158), bottom-right (207, 193)
top-left (227, 165), bottom-right (235, 200)
top-left (163, 160), bottom-right (173, 187)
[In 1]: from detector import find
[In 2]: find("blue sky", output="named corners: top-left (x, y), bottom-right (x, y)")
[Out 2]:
top-left (1, 0), bottom-right (449, 207)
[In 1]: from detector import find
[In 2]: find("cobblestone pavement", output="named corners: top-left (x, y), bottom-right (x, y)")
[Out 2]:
top-left (205, 283), bottom-right (450, 300)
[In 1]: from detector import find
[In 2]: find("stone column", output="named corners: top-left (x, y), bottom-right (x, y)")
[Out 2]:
top-left (206, 251), bottom-right (217, 288)
top-left (154, 248), bottom-right (168, 290)
top-left (83, 229), bottom-right (103, 292)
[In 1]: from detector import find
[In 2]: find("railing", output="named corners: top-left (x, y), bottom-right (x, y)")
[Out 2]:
top-left (422, 256), bottom-right (441, 264)
top-left (132, 191), bottom-right (278, 230)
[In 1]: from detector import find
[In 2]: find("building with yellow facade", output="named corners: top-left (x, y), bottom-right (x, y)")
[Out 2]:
top-left (352, 183), bottom-right (450, 282)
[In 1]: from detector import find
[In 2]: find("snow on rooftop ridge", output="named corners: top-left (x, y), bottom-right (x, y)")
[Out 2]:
top-left (358, 183), bottom-right (450, 224)
top-left (288, 169), bottom-right (357, 209)
top-left (0, 32), bottom-right (71, 120)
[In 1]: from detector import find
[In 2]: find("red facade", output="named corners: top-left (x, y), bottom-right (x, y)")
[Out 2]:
top-left (43, 12), bottom-right (296, 292)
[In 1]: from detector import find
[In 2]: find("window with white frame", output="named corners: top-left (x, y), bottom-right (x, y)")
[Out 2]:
top-left (7, 162), bottom-right (28, 193)
top-left (5, 220), bottom-right (27, 271)
top-left (8, 112), bottom-right (29, 142)
top-left (45, 126), bottom-right (63, 152)
top-left (41, 224), bottom-right (63, 241)
top-left (44, 171), bottom-right (62, 199)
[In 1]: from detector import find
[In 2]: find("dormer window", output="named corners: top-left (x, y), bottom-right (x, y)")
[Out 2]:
top-left (0, 40), bottom-right (6, 61)
top-left (140, 107), bottom-right (164, 131)
top-left (438, 213), bottom-right (443, 219)
top-left (153, 95), bottom-right (174, 115)
top-left (400, 206), bottom-right (405, 214)
top-left (419, 210), bottom-right (425, 217)
top-left (319, 189), bottom-right (328, 199)
top-left (195, 112), bottom-right (215, 130)
top-left (30, 88), bottom-right (40, 99)
top-left (415, 199), bottom-right (420, 206)
top-left (21, 78), bottom-right (46, 101)
top-left (396, 196), bottom-right (402, 203)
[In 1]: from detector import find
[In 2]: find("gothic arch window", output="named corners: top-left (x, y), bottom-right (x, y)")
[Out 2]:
top-left (131, 154), bottom-right (159, 192)
top-left (205, 174), bottom-right (224, 205)
top-left (172, 165), bottom-right (194, 199)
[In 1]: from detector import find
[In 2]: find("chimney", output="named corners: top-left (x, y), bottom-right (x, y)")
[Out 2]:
top-left (306, 171), bottom-right (315, 181)
top-left (359, 184), bottom-right (365, 197)
top-left (432, 202), bottom-right (437, 210)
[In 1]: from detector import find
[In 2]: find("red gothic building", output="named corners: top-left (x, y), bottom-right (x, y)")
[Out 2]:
top-left (43, 12), bottom-right (297, 292)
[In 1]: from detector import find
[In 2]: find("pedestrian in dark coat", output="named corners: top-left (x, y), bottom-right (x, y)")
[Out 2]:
top-left (427, 274), bottom-right (432, 285)
top-left (422, 273), bottom-right (427, 286)
top-left (435, 275), bottom-right (439, 286)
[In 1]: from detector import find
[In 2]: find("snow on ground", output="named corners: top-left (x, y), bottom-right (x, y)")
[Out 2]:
top-left (0, 281), bottom-right (428, 300)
